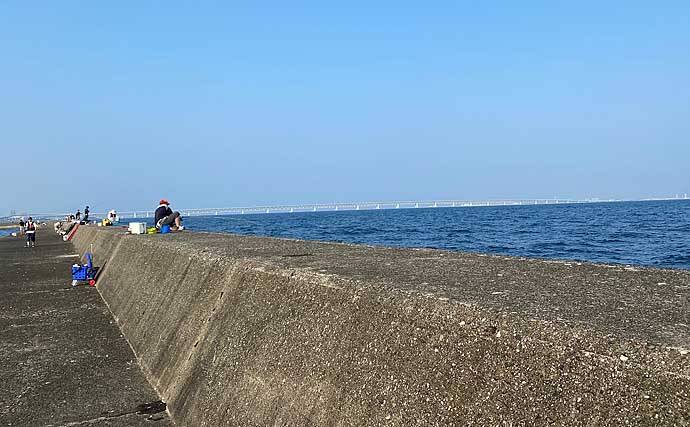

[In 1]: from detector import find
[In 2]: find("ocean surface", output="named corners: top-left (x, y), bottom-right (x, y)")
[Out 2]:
top-left (0, 228), bottom-right (16, 238)
top-left (128, 199), bottom-right (690, 270)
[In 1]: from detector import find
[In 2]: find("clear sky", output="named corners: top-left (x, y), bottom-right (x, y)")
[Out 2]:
top-left (1, 2), bottom-right (689, 214)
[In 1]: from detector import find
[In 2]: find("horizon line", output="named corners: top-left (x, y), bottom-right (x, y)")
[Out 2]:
top-left (9, 195), bottom-right (689, 219)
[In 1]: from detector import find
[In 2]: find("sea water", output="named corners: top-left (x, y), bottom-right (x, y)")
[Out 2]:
top-left (0, 228), bottom-right (16, 238)
top-left (131, 199), bottom-right (689, 270)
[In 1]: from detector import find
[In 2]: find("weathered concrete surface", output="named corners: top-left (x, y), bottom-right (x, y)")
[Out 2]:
top-left (0, 231), bottom-right (171, 426)
top-left (72, 226), bottom-right (690, 426)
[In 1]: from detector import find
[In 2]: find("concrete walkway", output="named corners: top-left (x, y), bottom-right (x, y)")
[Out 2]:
top-left (0, 230), bottom-right (171, 426)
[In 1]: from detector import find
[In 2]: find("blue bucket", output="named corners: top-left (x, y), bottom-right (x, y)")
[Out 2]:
top-left (160, 225), bottom-right (171, 234)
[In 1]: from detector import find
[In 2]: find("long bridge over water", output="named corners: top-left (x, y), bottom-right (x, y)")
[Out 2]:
top-left (24, 198), bottom-right (623, 220)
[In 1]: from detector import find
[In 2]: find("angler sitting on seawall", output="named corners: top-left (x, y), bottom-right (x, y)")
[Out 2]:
top-left (155, 199), bottom-right (184, 231)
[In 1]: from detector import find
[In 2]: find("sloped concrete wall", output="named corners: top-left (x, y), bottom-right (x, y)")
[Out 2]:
top-left (71, 226), bottom-right (690, 426)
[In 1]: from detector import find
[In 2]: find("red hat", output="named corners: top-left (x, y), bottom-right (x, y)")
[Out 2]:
top-left (159, 199), bottom-right (169, 205)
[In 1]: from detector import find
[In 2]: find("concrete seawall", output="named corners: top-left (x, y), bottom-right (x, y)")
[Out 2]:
top-left (72, 226), bottom-right (690, 425)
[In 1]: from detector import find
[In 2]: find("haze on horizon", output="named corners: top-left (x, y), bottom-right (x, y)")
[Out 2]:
top-left (1, 2), bottom-right (689, 214)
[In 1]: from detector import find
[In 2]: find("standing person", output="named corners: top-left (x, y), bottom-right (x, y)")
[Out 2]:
top-left (18, 217), bottom-right (25, 235)
top-left (25, 217), bottom-right (36, 247)
top-left (75, 210), bottom-right (81, 221)
top-left (154, 199), bottom-right (184, 230)
top-left (83, 206), bottom-right (90, 222)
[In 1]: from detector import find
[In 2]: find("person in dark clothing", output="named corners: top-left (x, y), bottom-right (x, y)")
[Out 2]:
top-left (75, 210), bottom-right (81, 221)
top-left (154, 199), bottom-right (183, 230)
top-left (83, 206), bottom-right (90, 222)
top-left (18, 218), bottom-right (25, 235)
top-left (25, 217), bottom-right (36, 247)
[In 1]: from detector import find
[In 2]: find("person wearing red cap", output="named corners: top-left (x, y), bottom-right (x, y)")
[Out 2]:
top-left (154, 199), bottom-right (184, 231)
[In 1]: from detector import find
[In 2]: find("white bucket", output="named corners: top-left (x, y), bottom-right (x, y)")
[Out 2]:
top-left (128, 222), bottom-right (146, 235)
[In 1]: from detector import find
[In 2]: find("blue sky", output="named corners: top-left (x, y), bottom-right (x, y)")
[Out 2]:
top-left (1, 2), bottom-right (689, 214)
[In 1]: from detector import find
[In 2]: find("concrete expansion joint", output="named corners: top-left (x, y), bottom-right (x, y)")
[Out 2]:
top-left (53, 401), bottom-right (168, 426)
